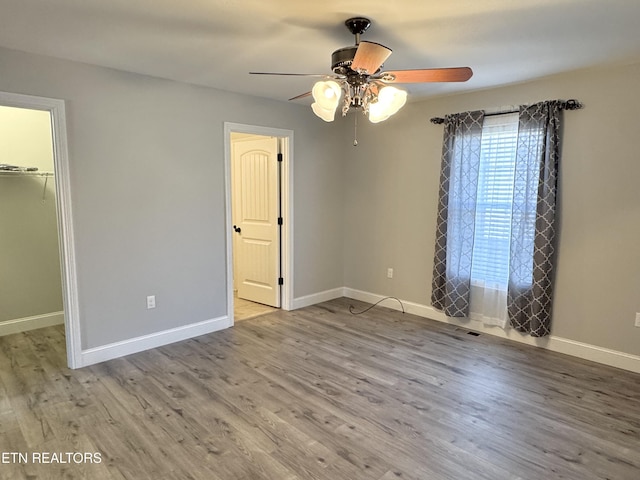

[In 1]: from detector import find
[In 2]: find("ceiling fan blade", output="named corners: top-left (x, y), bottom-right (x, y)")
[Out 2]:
top-left (288, 91), bottom-right (312, 101)
top-left (250, 72), bottom-right (329, 77)
top-left (351, 41), bottom-right (393, 74)
top-left (379, 67), bottom-right (473, 83)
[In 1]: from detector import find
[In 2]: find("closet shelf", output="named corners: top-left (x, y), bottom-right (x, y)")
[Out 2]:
top-left (0, 171), bottom-right (54, 177)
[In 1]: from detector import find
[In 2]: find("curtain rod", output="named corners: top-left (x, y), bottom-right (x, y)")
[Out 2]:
top-left (430, 99), bottom-right (583, 124)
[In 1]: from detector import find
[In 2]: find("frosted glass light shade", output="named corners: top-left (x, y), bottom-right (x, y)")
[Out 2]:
top-left (312, 80), bottom-right (341, 108)
top-left (311, 103), bottom-right (338, 122)
top-left (311, 80), bottom-right (341, 121)
top-left (368, 86), bottom-right (407, 123)
top-left (368, 104), bottom-right (390, 123)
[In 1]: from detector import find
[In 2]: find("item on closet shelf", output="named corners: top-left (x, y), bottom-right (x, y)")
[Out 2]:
top-left (0, 164), bottom-right (39, 172)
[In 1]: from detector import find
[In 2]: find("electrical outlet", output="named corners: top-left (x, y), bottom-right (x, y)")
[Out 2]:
top-left (147, 295), bottom-right (156, 309)
top-left (387, 268), bottom-right (394, 279)
top-left (635, 312), bottom-right (640, 328)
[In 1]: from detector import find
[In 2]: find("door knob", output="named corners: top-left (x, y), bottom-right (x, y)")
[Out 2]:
top-left (233, 225), bottom-right (241, 233)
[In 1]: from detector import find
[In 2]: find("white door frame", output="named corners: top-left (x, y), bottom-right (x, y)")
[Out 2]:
top-left (224, 123), bottom-right (294, 322)
top-left (0, 91), bottom-right (81, 369)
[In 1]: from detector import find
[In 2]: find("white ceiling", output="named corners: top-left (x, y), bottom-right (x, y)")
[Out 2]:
top-left (1, 0), bottom-right (640, 104)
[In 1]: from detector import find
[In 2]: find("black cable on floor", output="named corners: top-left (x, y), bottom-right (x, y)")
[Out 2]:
top-left (349, 297), bottom-right (405, 315)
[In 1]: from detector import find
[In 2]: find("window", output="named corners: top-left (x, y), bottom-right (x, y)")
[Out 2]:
top-left (470, 112), bottom-right (519, 290)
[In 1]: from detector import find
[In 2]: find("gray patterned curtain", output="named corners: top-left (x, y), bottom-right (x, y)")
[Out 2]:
top-left (507, 101), bottom-right (563, 336)
top-left (431, 111), bottom-right (484, 317)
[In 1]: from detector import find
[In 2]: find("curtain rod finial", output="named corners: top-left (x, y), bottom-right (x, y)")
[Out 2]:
top-left (430, 117), bottom-right (445, 124)
top-left (564, 99), bottom-right (583, 110)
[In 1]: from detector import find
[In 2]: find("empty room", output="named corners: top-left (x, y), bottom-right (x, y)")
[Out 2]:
top-left (0, 1), bottom-right (639, 479)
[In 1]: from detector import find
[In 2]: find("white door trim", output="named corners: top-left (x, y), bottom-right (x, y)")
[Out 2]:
top-left (0, 91), bottom-right (81, 369)
top-left (224, 123), bottom-right (294, 323)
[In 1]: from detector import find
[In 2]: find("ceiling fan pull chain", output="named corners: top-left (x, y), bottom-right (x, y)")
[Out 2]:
top-left (353, 113), bottom-right (358, 146)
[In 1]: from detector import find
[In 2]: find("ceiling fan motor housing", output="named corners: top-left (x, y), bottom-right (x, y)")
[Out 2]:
top-left (331, 46), bottom-right (358, 74)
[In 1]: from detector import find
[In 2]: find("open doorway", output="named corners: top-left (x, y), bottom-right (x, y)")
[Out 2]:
top-left (0, 91), bottom-right (80, 368)
top-left (224, 123), bottom-right (293, 324)
top-left (0, 106), bottom-right (63, 334)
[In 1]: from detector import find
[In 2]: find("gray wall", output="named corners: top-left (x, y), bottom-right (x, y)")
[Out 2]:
top-left (343, 62), bottom-right (640, 356)
top-left (0, 46), bottom-right (345, 349)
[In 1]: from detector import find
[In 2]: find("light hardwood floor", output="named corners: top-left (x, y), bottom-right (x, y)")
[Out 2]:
top-left (1, 297), bottom-right (639, 479)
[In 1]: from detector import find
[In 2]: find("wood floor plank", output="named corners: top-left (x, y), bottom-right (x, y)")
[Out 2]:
top-left (1, 298), bottom-right (639, 479)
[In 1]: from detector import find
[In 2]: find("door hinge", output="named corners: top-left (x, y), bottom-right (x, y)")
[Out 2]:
top-left (278, 217), bottom-right (283, 225)
top-left (278, 277), bottom-right (284, 286)
top-left (277, 153), bottom-right (283, 162)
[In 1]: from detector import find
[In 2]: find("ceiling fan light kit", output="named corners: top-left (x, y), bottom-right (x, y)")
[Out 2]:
top-left (251, 17), bottom-right (472, 125)
top-left (311, 73), bottom-right (408, 123)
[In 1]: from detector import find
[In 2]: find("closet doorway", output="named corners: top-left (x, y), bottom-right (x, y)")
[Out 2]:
top-left (224, 123), bottom-right (293, 324)
top-left (0, 91), bottom-right (80, 368)
top-left (0, 105), bottom-right (63, 335)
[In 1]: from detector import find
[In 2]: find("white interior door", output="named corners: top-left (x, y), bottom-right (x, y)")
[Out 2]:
top-left (232, 136), bottom-right (280, 307)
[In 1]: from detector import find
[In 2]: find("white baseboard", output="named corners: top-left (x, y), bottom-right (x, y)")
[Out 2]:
top-left (71, 286), bottom-right (640, 373)
top-left (0, 311), bottom-right (64, 337)
top-left (292, 287), bottom-right (345, 310)
top-left (79, 315), bottom-right (230, 368)
top-left (343, 288), bottom-right (640, 374)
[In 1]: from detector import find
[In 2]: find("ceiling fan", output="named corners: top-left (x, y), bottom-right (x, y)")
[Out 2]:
top-left (250, 17), bottom-right (473, 123)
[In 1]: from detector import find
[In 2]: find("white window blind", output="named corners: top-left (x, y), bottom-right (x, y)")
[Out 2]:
top-left (470, 112), bottom-right (519, 289)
